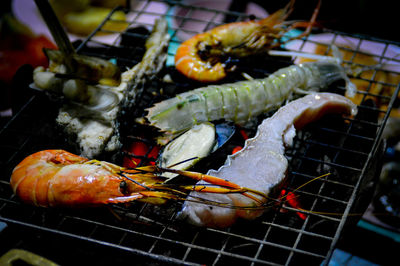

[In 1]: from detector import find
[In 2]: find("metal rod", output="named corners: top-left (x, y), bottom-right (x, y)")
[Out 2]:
top-left (34, 0), bottom-right (75, 70)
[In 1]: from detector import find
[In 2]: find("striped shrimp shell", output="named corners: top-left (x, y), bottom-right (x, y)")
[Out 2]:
top-left (146, 61), bottom-right (349, 135)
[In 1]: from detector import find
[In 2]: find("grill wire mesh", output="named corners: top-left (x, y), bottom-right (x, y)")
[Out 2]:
top-left (1, 0), bottom-right (400, 265)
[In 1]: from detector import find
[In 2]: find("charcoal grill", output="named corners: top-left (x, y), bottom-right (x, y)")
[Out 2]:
top-left (1, 0), bottom-right (400, 265)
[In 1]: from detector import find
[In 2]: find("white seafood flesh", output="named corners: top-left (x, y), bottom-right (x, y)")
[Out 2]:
top-left (159, 123), bottom-right (216, 179)
top-left (179, 93), bottom-right (357, 228)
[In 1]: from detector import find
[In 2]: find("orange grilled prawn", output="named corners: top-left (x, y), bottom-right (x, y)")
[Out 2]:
top-left (174, 0), bottom-right (321, 82)
top-left (10, 150), bottom-right (267, 208)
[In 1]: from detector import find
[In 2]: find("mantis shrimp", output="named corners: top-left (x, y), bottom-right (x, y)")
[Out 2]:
top-left (146, 59), bottom-right (356, 143)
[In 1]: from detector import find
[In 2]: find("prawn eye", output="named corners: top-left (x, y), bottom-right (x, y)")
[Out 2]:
top-left (119, 181), bottom-right (128, 193)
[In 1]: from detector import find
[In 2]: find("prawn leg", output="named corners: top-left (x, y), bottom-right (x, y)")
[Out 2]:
top-left (158, 168), bottom-right (269, 201)
top-left (131, 165), bottom-right (269, 203)
top-left (107, 191), bottom-right (183, 205)
top-left (284, 0), bottom-right (321, 41)
top-left (179, 185), bottom-right (267, 205)
top-left (85, 159), bottom-right (123, 173)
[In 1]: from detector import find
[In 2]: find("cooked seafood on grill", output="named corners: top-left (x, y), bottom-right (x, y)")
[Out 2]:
top-left (179, 92), bottom-right (357, 228)
top-left (158, 122), bottom-right (216, 179)
top-left (10, 149), bottom-right (267, 208)
top-left (146, 60), bottom-right (356, 143)
top-left (291, 42), bottom-right (400, 106)
top-left (44, 48), bottom-right (122, 86)
top-left (174, 0), bottom-right (320, 82)
top-left (33, 18), bottom-right (170, 158)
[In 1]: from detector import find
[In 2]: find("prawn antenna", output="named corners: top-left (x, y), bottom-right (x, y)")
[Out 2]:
top-left (268, 50), bottom-right (340, 63)
top-left (119, 172), bottom-right (155, 191)
top-left (166, 157), bottom-right (199, 168)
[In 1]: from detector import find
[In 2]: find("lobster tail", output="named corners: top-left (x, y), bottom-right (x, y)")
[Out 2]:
top-left (180, 93), bottom-right (357, 228)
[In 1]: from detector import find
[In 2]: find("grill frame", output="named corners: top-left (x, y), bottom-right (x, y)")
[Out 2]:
top-left (1, 1), bottom-right (400, 265)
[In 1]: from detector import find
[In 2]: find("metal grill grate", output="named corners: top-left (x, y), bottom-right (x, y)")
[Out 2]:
top-left (1, 1), bottom-right (400, 265)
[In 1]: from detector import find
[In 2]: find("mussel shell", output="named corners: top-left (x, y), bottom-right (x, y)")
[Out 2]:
top-left (156, 122), bottom-right (236, 180)
top-left (215, 122), bottom-right (236, 150)
top-left (157, 123), bottom-right (216, 179)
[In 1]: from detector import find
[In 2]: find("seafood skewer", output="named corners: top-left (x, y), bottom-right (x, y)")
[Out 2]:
top-left (174, 0), bottom-right (320, 82)
top-left (34, 0), bottom-right (121, 86)
top-left (35, 18), bottom-right (170, 158)
top-left (146, 60), bottom-right (355, 142)
top-left (10, 150), bottom-right (266, 208)
top-left (179, 93), bottom-right (357, 228)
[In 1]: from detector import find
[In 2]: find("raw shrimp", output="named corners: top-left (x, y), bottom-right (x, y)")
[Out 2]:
top-left (174, 0), bottom-right (320, 82)
top-left (10, 150), bottom-right (266, 208)
top-left (178, 92), bottom-right (357, 228)
top-left (146, 60), bottom-right (355, 141)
